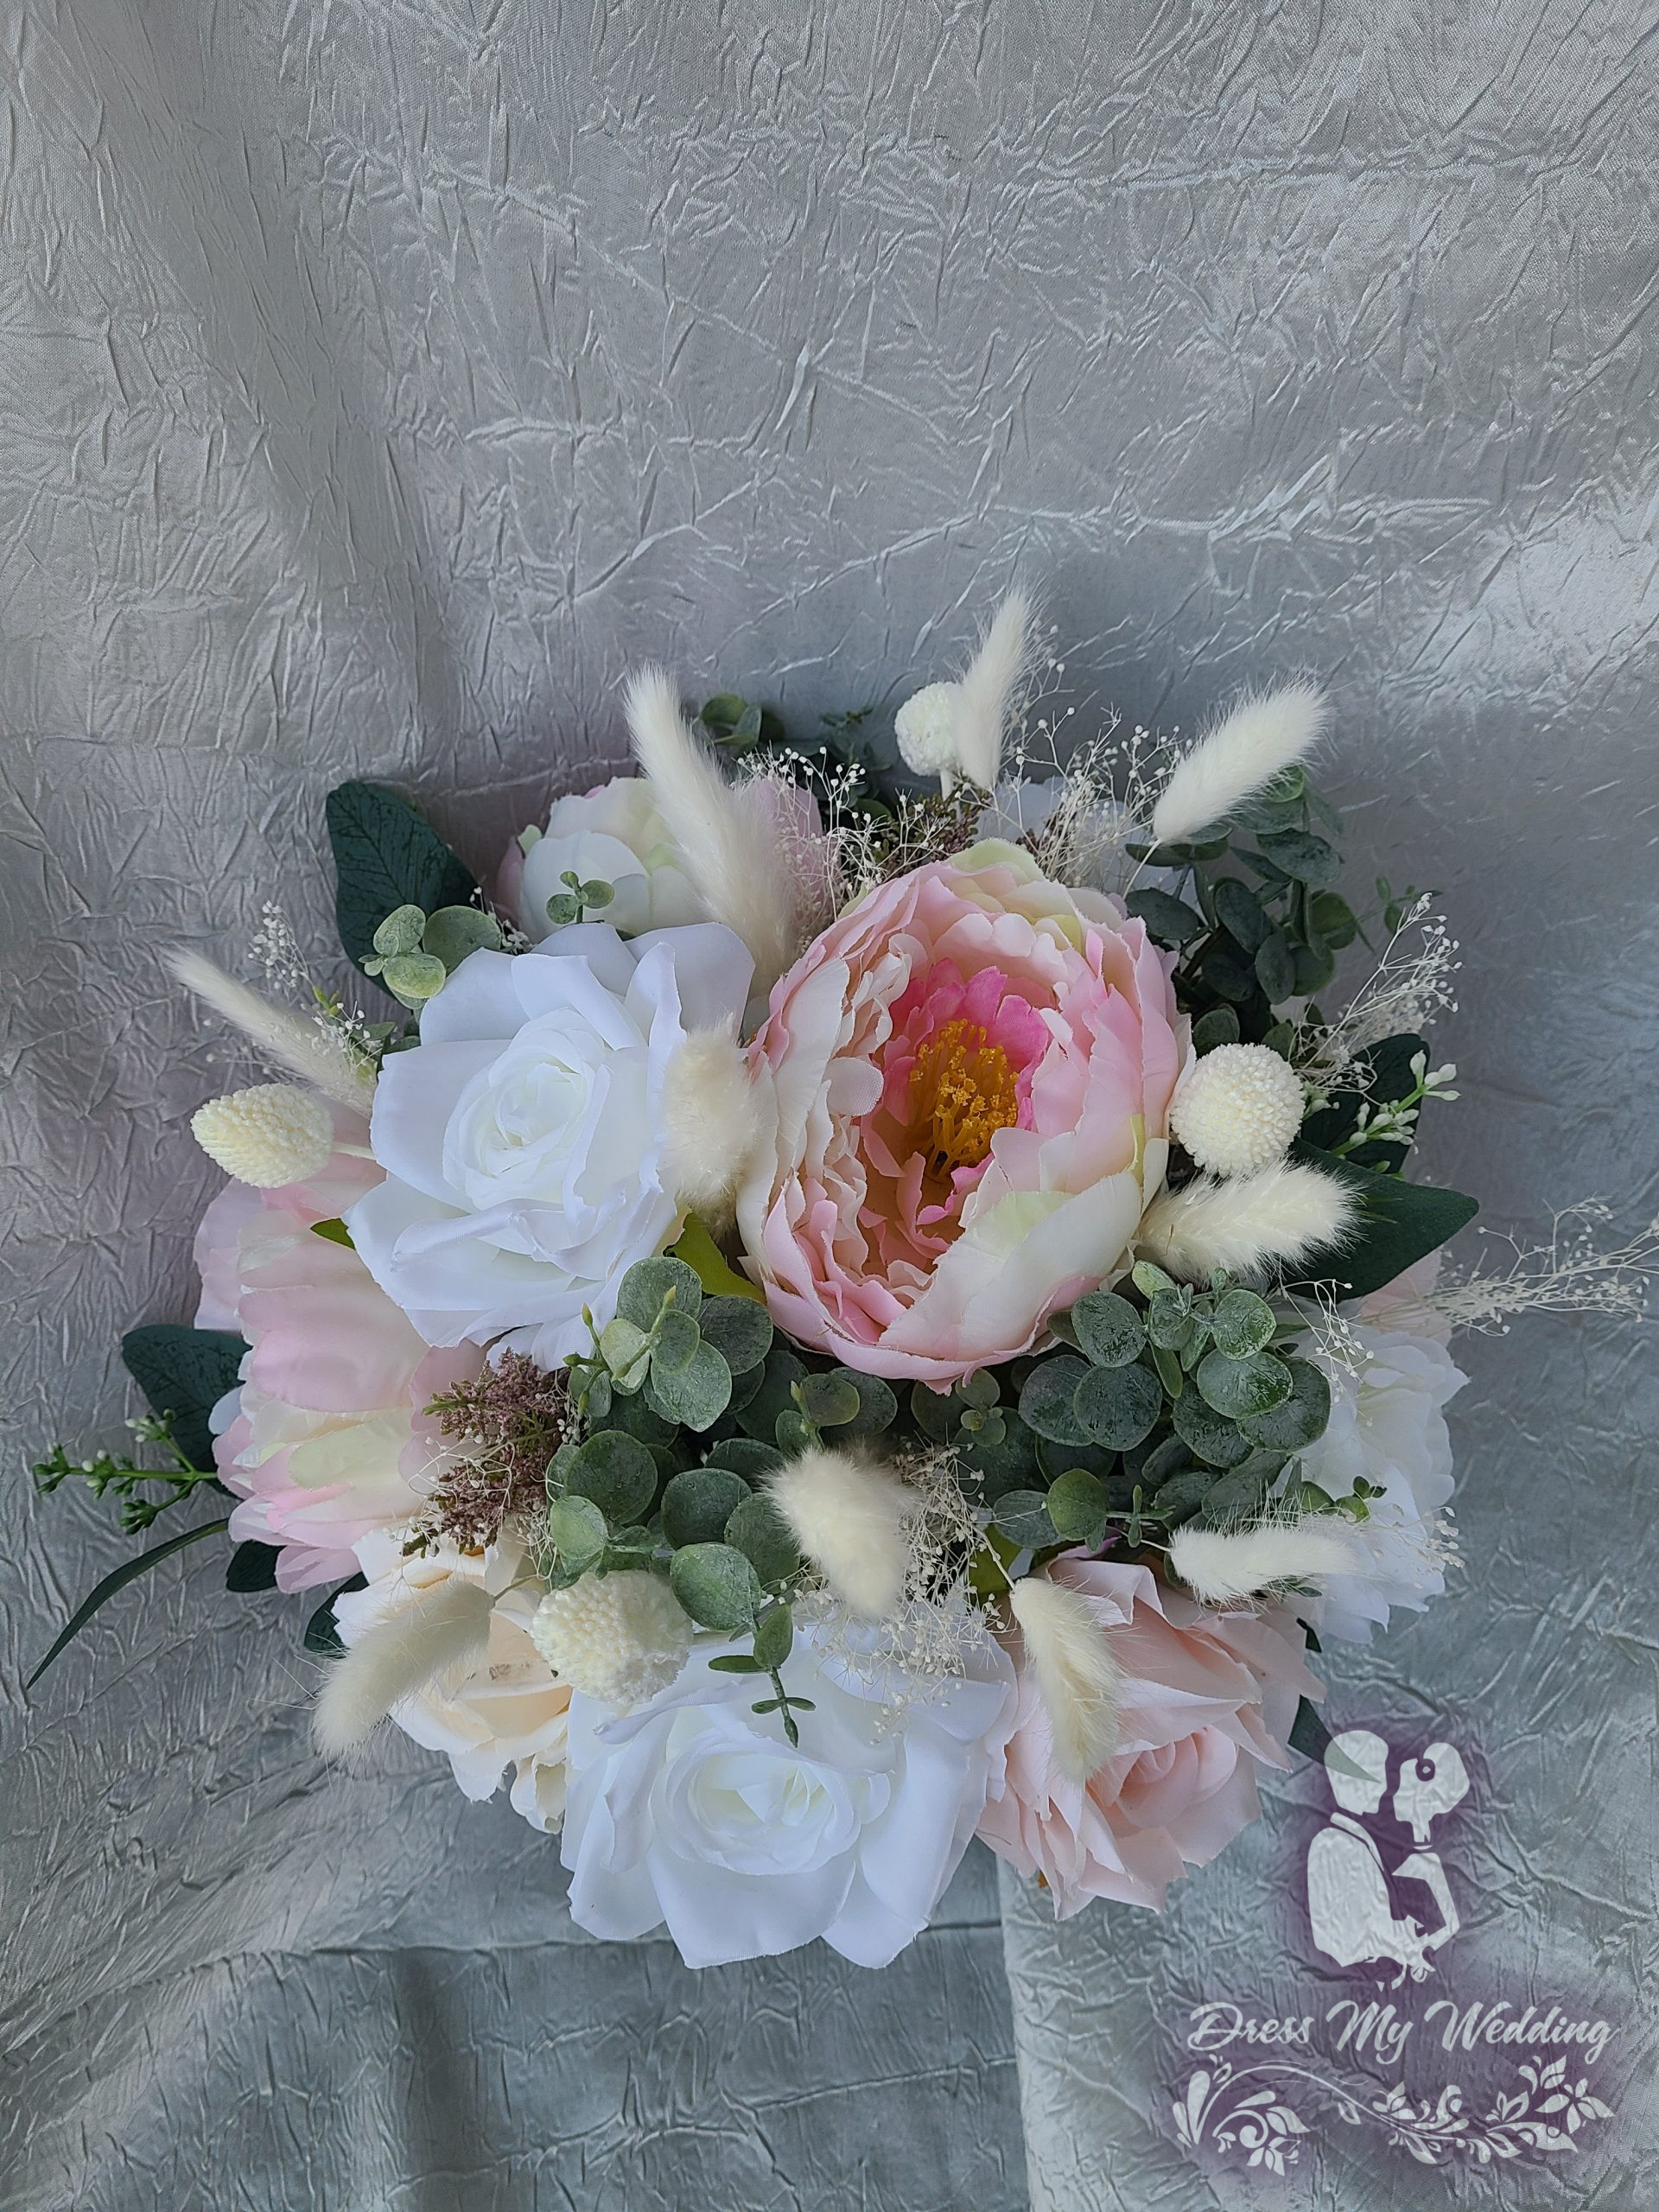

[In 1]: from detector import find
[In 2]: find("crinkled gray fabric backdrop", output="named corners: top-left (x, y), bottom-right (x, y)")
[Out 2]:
top-left (3, 2), bottom-right (1656, 2206)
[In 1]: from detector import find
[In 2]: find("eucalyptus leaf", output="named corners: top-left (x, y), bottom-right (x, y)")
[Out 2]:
top-left (661, 1465), bottom-right (749, 1548)
top-left (616, 1255), bottom-right (703, 1329)
top-left (797, 1372), bottom-right (862, 1427)
top-left (422, 904), bottom-right (502, 969)
top-left (1196, 1349), bottom-right (1294, 1420)
top-left (372, 903), bottom-right (427, 957)
top-left (708, 1438), bottom-right (785, 1484)
top-left (1070, 1291), bottom-right (1146, 1369)
top-left (1211, 876), bottom-right (1270, 952)
top-left (670, 1541), bottom-right (762, 1630)
top-left (992, 1489), bottom-right (1059, 1550)
top-left (1125, 887), bottom-right (1208, 944)
top-left (648, 1341), bottom-right (733, 1431)
top-left (696, 1297), bottom-right (772, 1376)
top-left (1201, 1465), bottom-right (1271, 1526)
top-left (753, 1602), bottom-right (794, 1672)
top-left (835, 1370), bottom-right (899, 1436)
top-left (1018, 1355), bottom-right (1095, 1446)
top-left (652, 1308), bottom-right (703, 1373)
top-left (1237, 1357), bottom-right (1332, 1452)
top-left (382, 950), bottom-right (448, 1004)
top-left (1191, 1005), bottom-right (1241, 1053)
top-left (1171, 1389), bottom-right (1255, 1468)
top-left (1208, 1288), bottom-right (1277, 1359)
top-left (563, 1430), bottom-right (658, 1523)
top-left (1149, 1470), bottom-right (1213, 1525)
top-left (1072, 1362), bottom-right (1163, 1451)
top-left (722, 1493), bottom-right (801, 1585)
top-left (1045, 1467), bottom-right (1111, 1545)
top-left (1256, 829), bottom-right (1339, 885)
top-left (545, 1493), bottom-right (608, 1567)
top-left (736, 1348), bottom-right (808, 1442)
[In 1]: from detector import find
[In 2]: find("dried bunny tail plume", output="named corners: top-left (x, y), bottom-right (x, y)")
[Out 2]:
top-left (1149, 680), bottom-right (1328, 846)
top-left (626, 664), bottom-right (800, 993)
top-left (951, 588), bottom-right (1035, 791)
top-left (168, 950), bottom-right (375, 1110)
top-left (658, 1019), bottom-right (768, 1229)
top-left (768, 1446), bottom-right (912, 1619)
top-left (313, 1579), bottom-right (493, 1757)
top-left (1008, 1574), bottom-right (1118, 1781)
top-left (1170, 1515), bottom-right (1367, 1606)
top-left (1137, 1161), bottom-right (1357, 1283)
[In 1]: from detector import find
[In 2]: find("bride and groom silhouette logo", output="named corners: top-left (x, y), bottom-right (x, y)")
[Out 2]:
top-left (1306, 1732), bottom-right (1471, 1987)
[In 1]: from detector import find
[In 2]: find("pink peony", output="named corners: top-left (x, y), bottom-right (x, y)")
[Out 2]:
top-left (194, 1113), bottom-right (484, 1591)
top-left (736, 840), bottom-right (1190, 1384)
top-left (978, 1556), bottom-right (1319, 1916)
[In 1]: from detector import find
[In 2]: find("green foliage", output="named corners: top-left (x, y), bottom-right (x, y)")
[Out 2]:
top-left (543, 869), bottom-right (615, 927)
top-left (671, 1541), bottom-right (762, 1630)
top-left (225, 1539), bottom-right (282, 1592)
top-left (723, 1491), bottom-right (801, 1583)
top-left (558, 1429), bottom-right (658, 1523)
top-left (1291, 1141), bottom-right (1478, 1298)
top-left (121, 1325), bottom-right (247, 1473)
top-left (661, 1465), bottom-right (748, 1548)
top-left (326, 781), bottom-right (478, 973)
top-left (303, 1572), bottom-right (366, 1657)
top-left (27, 1516), bottom-right (231, 1689)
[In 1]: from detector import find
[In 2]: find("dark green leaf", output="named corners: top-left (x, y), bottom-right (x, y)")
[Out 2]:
top-left (957, 1408), bottom-right (1039, 1501)
top-left (28, 1516), bottom-right (230, 1688)
top-left (708, 1652), bottom-right (766, 1674)
top-left (1293, 939), bottom-right (1338, 995)
top-left (1309, 890), bottom-right (1358, 950)
top-left (1125, 888), bottom-right (1208, 944)
top-left (1019, 1355), bottom-right (1095, 1446)
top-left (797, 1372), bottom-right (862, 1427)
top-left (121, 1325), bottom-right (247, 1474)
top-left (650, 1309), bottom-right (702, 1372)
top-left (1212, 877), bottom-right (1270, 953)
top-left (670, 1541), bottom-right (763, 1630)
top-left (722, 1494), bottom-right (801, 1586)
top-left (1254, 931), bottom-right (1297, 1004)
top-left (326, 781), bottom-right (478, 970)
top-left (1201, 1465), bottom-right (1271, 1526)
top-left (1191, 1006), bottom-right (1241, 1053)
top-left (309, 1216), bottom-right (354, 1249)
top-left (1256, 829), bottom-right (1339, 885)
top-left (707, 1438), bottom-right (785, 1484)
top-left (421, 905), bottom-right (502, 970)
top-left (1070, 1292), bottom-right (1146, 1370)
top-left (908, 1380), bottom-right (957, 1443)
top-left (225, 1539), bottom-right (281, 1593)
top-left (1292, 1141), bottom-right (1478, 1299)
top-left (661, 1466), bottom-right (748, 1548)
top-left (302, 1571), bottom-right (366, 1656)
top-left (737, 1348), bottom-right (809, 1442)
top-left (1073, 1362), bottom-right (1163, 1451)
top-left (1202, 946), bottom-right (1259, 1003)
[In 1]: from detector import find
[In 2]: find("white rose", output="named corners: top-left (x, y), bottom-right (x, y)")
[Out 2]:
top-left (346, 922), bottom-right (753, 1368)
top-left (515, 776), bottom-right (703, 941)
top-left (560, 1618), bottom-right (1016, 1968)
top-left (338, 1529), bottom-right (572, 1832)
top-left (1298, 1316), bottom-right (1466, 1643)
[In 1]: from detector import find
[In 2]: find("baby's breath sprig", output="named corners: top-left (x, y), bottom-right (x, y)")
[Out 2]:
top-left (32, 1414), bottom-right (223, 1535)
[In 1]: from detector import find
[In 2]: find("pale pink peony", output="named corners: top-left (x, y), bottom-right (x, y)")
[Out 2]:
top-left (978, 1556), bottom-right (1319, 1916)
top-left (194, 1112), bottom-right (484, 1591)
top-left (735, 840), bottom-right (1190, 1384)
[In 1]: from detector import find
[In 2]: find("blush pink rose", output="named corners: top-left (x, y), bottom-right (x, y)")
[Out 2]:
top-left (978, 1556), bottom-right (1319, 1916)
top-left (735, 841), bottom-right (1190, 1384)
top-left (193, 1112), bottom-right (484, 1591)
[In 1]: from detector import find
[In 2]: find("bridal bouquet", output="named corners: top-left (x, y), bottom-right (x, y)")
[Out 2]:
top-left (32, 595), bottom-right (1650, 1969)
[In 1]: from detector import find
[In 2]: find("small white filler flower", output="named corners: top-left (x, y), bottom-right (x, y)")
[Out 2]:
top-left (1168, 1043), bottom-right (1305, 1178)
top-left (893, 683), bottom-right (963, 784)
top-left (531, 1571), bottom-right (693, 1712)
top-left (191, 1083), bottom-right (334, 1188)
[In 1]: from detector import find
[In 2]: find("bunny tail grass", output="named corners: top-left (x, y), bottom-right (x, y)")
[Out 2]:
top-left (1008, 1574), bottom-right (1118, 1781)
top-left (768, 1446), bottom-right (912, 1620)
top-left (1150, 681), bottom-right (1328, 846)
top-left (168, 951), bottom-right (375, 1110)
top-left (1170, 1516), bottom-right (1367, 1605)
top-left (952, 590), bottom-right (1034, 791)
top-left (313, 1580), bottom-right (493, 1756)
top-left (1136, 1162), bottom-right (1357, 1283)
top-left (626, 666), bottom-right (801, 995)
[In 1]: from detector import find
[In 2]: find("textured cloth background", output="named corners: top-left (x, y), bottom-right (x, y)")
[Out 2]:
top-left (2, 2), bottom-right (1656, 2206)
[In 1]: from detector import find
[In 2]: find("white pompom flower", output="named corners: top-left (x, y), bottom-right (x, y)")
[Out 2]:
top-left (191, 1083), bottom-right (335, 1188)
top-left (531, 1570), bottom-right (693, 1712)
top-left (1168, 1043), bottom-right (1306, 1178)
top-left (893, 682), bottom-right (963, 785)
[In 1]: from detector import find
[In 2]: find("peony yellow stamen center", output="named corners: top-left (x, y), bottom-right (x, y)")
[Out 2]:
top-left (911, 1020), bottom-right (1018, 1176)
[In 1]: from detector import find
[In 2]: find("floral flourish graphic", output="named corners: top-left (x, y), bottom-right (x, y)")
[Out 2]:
top-left (1173, 2055), bottom-right (1612, 2172)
